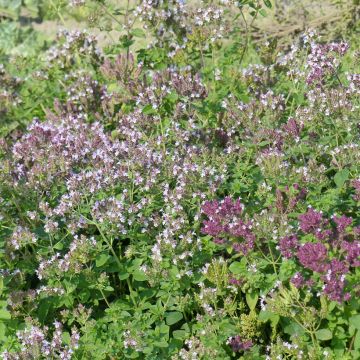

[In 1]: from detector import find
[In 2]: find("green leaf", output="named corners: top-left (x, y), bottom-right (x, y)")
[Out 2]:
top-left (284, 321), bottom-right (304, 336)
top-left (0, 309), bottom-right (10, 320)
top-left (258, 310), bottom-right (279, 325)
top-left (246, 292), bottom-right (258, 311)
top-left (229, 261), bottom-right (244, 274)
top-left (354, 330), bottom-right (360, 350)
top-left (119, 272), bottom-right (130, 280)
top-left (159, 323), bottom-right (169, 334)
top-left (37, 299), bottom-right (53, 322)
top-left (153, 341), bottom-right (168, 348)
top-left (142, 104), bottom-right (157, 115)
top-left (173, 330), bottom-right (187, 339)
top-left (315, 329), bottom-right (333, 341)
top-left (96, 254), bottom-right (111, 267)
top-left (258, 140), bottom-right (271, 146)
top-left (131, 28), bottom-right (146, 38)
top-left (0, 322), bottom-right (6, 341)
top-left (53, 241), bottom-right (64, 250)
top-left (0, 0), bottom-right (21, 16)
top-left (334, 169), bottom-right (349, 188)
top-left (62, 331), bottom-right (71, 345)
top-left (259, 9), bottom-right (267, 17)
top-left (263, 0), bottom-right (272, 8)
top-left (133, 270), bottom-right (147, 282)
top-left (350, 315), bottom-right (360, 330)
top-left (165, 311), bottom-right (183, 326)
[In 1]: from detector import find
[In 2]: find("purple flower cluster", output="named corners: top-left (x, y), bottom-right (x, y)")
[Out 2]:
top-left (228, 276), bottom-right (243, 287)
top-left (201, 197), bottom-right (255, 254)
top-left (342, 241), bottom-right (360, 267)
top-left (297, 242), bottom-right (328, 273)
top-left (283, 209), bottom-right (360, 302)
top-left (353, 179), bottom-right (360, 201)
top-left (2, 321), bottom-right (79, 360)
top-left (290, 272), bottom-right (305, 288)
top-left (322, 259), bottom-right (350, 302)
top-left (306, 41), bottom-right (349, 85)
top-left (279, 235), bottom-right (299, 259)
top-left (36, 235), bottom-right (97, 280)
top-left (46, 29), bottom-right (102, 69)
top-left (282, 118), bottom-right (303, 140)
top-left (275, 183), bottom-right (307, 214)
top-left (332, 215), bottom-right (353, 234)
top-left (298, 207), bottom-right (329, 240)
top-left (227, 336), bottom-right (253, 352)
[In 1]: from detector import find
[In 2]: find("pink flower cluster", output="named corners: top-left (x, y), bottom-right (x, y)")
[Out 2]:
top-left (227, 335), bottom-right (253, 352)
top-left (306, 41), bottom-right (349, 85)
top-left (284, 208), bottom-right (360, 302)
top-left (201, 197), bottom-right (255, 255)
top-left (1, 321), bottom-right (79, 360)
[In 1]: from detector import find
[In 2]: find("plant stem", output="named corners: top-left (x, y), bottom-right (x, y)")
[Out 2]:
top-left (99, 288), bottom-right (111, 308)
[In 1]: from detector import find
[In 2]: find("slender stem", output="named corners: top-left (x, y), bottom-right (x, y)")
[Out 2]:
top-left (81, 214), bottom-right (122, 269)
top-left (255, 242), bottom-right (272, 263)
top-left (268, 244), bottom-right (278, 275)
top-left (199, 42), bottom-right (205, 69)
top-left (123, 0), bottom-right (132, 82)
top-left (99, 288), bottom-right (111, 308)
top-left (99, 2), bottom-right (123, 27)
top-left (96, 223), bottom-right (122, 269)
top-left (239, 8), bottom-right (249, 65)
top-left (83, 215), bottom-right (137, 306)
top-left (126, 278), bottom-right (137, 306)
top-left (49, 0), bottom-right (66, 26)
top-left (309, 330), bottom-right (318, 351)
top-left (348, 330), bottom-right (357, 353)
top-left (239, 7), bottom-right (258, 65)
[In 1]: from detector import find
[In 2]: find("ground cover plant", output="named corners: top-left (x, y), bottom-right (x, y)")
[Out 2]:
top-left (0, 0), bottom-right (360, 359)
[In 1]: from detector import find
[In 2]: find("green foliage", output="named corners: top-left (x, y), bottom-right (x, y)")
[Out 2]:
top-left (1, 0), bottom-right (360, 359)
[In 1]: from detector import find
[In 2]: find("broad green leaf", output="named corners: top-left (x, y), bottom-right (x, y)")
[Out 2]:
top-left (165, 311), bottom-right (183, 326)
top-left (246, 292), bottom-right (258, 311)
top-left (284, 321), bottom-right (304, 335)
top-left (173, 330), bottom-right (187, 339)
top-left (0, 322), bottom-right (6, 341)
top-left (133, 270), bottom-right (147, 282)
top-left (142, 104), bottom-right (157, 115)
top-left (0, 309), bottom-right (10, 320)
top-left (350, 315), bottom-right (360, 330)
top-left (315, 329), bottom-right (333, 341)
top-left (37, 299), bottom-right (52, 322)
top-left (53, 242), bottom-right (64, 250)
top-left (96, 254), bottom-right (111, 267)
top-left (159, 323), bottom-right (169, 335)
top-left (259, 9), bottom-right (267, 17)
top-left (229, 261), bottom-right (244, 274)
top-left (62, 332), bottom-right (71, 345)
top-left (119, 272), bottom-right (129, 280)
top-left (334, 169), bottom-right (349, 188)
top-left (263, 0), bottom-right (272, 8)
top-left (354, 330), bottom-right (360, 350)
top-left (258, 310), bottom-right (279, 325)
top-left (153, 341), bottom-right (168, 348)
top-left (131, 28), bottom-right (146, 38)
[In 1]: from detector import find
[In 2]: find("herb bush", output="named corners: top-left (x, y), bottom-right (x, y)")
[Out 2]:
top-left (1, 0), bottom-right (360, 359)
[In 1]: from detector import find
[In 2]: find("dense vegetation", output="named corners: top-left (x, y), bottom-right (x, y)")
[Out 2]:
top-left (1, 0), bottom-right (360, 359)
